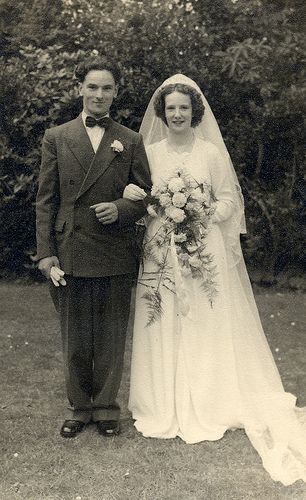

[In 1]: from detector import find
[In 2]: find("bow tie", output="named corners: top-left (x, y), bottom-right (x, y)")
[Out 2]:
top-left (85, 116), bottom-right (110, 128)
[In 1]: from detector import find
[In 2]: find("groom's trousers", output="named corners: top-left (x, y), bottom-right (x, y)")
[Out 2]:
top-left (50, 274), bottom-right (134, 422)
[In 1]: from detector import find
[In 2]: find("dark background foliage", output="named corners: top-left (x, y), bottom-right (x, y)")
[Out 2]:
top-left (0, 0), bottom-right (305, 282)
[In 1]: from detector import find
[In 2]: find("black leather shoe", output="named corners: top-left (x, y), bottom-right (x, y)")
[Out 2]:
top-left (96, 420), bottom-right (120, 436)
top-left (60, 420), bottom-right (86, 438)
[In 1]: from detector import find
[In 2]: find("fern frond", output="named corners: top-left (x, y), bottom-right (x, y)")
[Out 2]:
top-left (141, 290), bottom-right (163, 327)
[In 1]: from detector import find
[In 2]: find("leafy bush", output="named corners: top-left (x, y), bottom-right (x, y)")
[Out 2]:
top-left (0, 0), bottom-right (305, 279)
top-left (242, 174), bottom-right (305, 281)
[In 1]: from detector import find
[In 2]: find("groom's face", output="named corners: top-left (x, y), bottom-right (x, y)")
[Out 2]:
top-left (79, 69), bottom-right (118, 118)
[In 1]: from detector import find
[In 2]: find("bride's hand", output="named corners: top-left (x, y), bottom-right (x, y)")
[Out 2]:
top-left (123, 184), bottom-right (147, 201)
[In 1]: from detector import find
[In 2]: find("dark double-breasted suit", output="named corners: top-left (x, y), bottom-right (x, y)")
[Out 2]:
top-left (36, 114), bottom-right (151, 421)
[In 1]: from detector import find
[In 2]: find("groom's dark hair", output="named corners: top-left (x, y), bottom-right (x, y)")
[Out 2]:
top-left (154, 83), bottom-right (205, 128)
top-left (75, 55), bottom-right (121, 84)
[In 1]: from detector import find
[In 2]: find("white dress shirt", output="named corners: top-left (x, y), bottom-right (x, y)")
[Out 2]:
top-left (82, 111), bottom-right (109, 153)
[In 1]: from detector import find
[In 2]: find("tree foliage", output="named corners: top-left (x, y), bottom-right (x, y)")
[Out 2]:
top-left (0, 0), bottom-right (305, 279)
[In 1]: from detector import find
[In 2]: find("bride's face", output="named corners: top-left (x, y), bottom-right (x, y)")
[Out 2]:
top-left (165, 91), bottom-right (193, 134)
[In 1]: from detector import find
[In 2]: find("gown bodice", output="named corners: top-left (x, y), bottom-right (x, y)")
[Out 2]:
top-left (147, 137), bottom-right (213, 187)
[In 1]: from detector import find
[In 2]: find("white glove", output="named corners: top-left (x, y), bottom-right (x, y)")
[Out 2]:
top-left (123, 184), bottom-right (147, 201)
top-left (50, 266), bottom-right (67, 287)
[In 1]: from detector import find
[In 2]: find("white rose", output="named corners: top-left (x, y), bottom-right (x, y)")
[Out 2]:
top-left (165, 206), bottom-right (186, 223)
top-left (190, 187), bottom-right (209, 204)
top-left (172, 192), bottom-right (187, 208)
top-left (167, 177), bottom-right (185, 193)
top-left (151, 183), bottom-right (166, 197)
top-left (186, 201), bottom-right (202, 212)
top-left (159, 193), bottom-right (172, 207)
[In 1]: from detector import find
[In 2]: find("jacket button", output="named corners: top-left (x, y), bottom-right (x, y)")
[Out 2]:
top-left (69, 179), bottom-right (75, 185)
top-left (74, 224), bottom-right (81, 231)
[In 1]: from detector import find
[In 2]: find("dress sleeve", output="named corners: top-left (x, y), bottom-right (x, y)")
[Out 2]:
top-left (209, 145), bottom-right (235, 223)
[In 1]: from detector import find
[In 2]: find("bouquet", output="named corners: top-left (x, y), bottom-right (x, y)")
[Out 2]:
top-left (139, 166), bottom-right (218, 326)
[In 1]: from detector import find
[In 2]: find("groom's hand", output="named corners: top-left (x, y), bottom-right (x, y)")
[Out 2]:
top-left (90, 202), bottom-right (119, 224)
top-left (38, 256), bottom-right (60, 278)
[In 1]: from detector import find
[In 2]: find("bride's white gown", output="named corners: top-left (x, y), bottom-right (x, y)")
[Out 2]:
top-left (128, 137), bottom-right (306, 485)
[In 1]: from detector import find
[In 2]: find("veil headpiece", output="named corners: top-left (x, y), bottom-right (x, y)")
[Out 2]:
top-left (140, 74), bottom-right (246, 266)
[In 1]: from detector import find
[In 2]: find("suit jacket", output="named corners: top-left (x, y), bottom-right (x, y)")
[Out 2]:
top-left (36, 114), bottom-right (152, 277)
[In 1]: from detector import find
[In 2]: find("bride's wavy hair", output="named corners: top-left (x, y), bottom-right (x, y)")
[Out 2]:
top-left (153, 83), bottom-right (205, 128)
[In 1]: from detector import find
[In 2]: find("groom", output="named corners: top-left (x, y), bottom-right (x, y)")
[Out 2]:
top-left (36, 56), bottom-right (151, 437)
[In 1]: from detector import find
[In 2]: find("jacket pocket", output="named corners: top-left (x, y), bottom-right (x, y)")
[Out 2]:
top-left (55, 219), bottom-right (66, 233)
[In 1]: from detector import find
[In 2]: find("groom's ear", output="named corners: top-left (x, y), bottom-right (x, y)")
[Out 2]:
top-left (78, 82), bottom-right (84, 97)
top-left (114, 84), bottom-right (119, 98)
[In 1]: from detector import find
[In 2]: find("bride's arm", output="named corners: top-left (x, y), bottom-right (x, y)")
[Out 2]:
top-left (123, 184), bottom-right (147, 201)
top-left (210, 147), bottom-right (235, 223)
top-left (123, 145), bottom-right (154, 201)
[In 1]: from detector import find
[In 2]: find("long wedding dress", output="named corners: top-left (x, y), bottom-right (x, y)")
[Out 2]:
top-left (128, 136), bottom-right (306, 486)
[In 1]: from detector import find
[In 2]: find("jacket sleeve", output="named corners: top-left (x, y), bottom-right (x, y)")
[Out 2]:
top-left (35, 129), bottom-right (60, 260)
top-left (113, 134), bottom-right (152, 227)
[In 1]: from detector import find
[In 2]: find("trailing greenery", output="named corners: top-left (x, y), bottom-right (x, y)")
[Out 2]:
top-left (0, 0), bottom-right (305, 278)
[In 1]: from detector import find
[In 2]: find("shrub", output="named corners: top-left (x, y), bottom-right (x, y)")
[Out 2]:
top-left (0, 0), bottom-right (305, 279)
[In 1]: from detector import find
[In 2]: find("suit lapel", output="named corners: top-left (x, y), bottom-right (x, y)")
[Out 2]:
top-left (76, 119), bottom-right (119, 200)
top-left (65, 114), bottom-right (95, 173)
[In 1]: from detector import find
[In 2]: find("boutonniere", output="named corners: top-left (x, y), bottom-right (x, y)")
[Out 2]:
top-left (111, 140), bottom-right (124, 153)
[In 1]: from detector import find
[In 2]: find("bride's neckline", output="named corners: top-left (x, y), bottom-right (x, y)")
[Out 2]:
top-left (165, 135), bottom-right (196, 155)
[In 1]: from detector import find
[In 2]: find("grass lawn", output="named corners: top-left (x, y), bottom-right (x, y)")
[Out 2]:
top-left (1, 282), bottom-right (306, 500)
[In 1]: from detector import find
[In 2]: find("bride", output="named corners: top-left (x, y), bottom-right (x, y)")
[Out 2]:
top-left (124, 74), bottom-right (306, 485)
